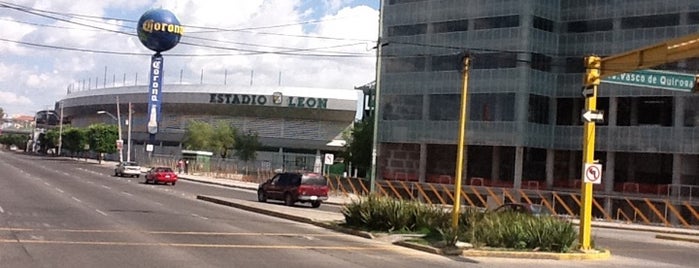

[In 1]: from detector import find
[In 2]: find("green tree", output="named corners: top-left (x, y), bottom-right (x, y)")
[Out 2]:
top-left (62, 127), bottom-right (88, 157)
top-left (212, 121), bottom-right (236, 158)
top-left (234, 130), bottom-right (261, 162)
top-left (0, 133), bottom-right (28, 150)
top-left (0, 106), bottom-right (4, 120)
top-left (87, 123), bottom-right (118, 163)
top-left (341, 116), bottom-right (374, 178)
top-left (39, 129), bottom-right (61, 155)
top-left (182, 120), bottom-right (214, 150)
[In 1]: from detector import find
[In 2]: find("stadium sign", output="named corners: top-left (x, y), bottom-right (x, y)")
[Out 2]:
top-left (209, 94), bottom-right (328, 109)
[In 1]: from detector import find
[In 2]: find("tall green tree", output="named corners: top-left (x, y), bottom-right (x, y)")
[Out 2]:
top-left (182, 120), bottom-right (214, 150)
top-left (341, 116), bottom-right (374, 178)
top-left (87, 123), bottom-right (118, 163)
top-left (234, 130), bottom-right (261, 162)
top-left (212, 121), bottom-right (236, 158)
top-left (62, 127), bottom-right (88, 157)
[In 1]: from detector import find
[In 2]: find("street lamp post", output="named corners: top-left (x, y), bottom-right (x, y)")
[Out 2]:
top-left (97, 110), bottom-right (123, 163)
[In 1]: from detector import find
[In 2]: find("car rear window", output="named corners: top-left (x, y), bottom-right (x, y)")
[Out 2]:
top-left (125, 162), bottom-right (139, 166)
top-left (301, 174), bottom-right (327, 186)
top-left (156, 168), bottom-right (173, 172)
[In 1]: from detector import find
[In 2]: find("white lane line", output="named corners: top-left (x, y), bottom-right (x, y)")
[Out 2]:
top-left (191, 213), bottom-right (208, 220)
top-left (71, 197), bottom-right (82, 203)
top-left (101, 185), bottom-right (111, 189)
top-left (95, 209), bottom-right (108, 216)
top-left (121, 191), bottom-right (133, 196)
top-left (44, 182), bottom-right (51, 186)
top-left (55, 188), bottom-right (64, 193)
top-left (0, 206), bottom-right (4, 213)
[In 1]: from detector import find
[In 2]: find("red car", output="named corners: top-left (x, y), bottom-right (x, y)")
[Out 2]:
top-left (145, 167), bottom-right (178, 185)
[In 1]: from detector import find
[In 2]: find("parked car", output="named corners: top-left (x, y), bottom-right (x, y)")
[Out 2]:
top-left (114, 161), bottom-right (142, 178)
top-left (144, 167), bottom-right (178, 185)
top-left (257, 172), bottom-right (329, 208)
top-left (493, 203), bottom-right (551, 217)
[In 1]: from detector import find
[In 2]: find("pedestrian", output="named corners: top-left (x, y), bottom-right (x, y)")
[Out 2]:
top-left (185, 159), bottom-right (190, 174)
top-left (177, 159), bottom-right (184, 174)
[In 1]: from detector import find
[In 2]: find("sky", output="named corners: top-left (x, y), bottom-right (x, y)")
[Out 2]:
top-left (0, 0), bottom-right (380, 117)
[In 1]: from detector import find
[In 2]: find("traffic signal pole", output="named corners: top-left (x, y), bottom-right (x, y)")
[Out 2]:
top-left (579, 56), bottom-right (601, 251)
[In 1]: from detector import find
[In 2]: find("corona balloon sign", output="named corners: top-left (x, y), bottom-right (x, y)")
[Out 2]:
top-left (137, 9), bottom-right (183, 53)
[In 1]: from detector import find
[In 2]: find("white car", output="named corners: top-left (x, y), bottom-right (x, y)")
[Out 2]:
top-left (114, 161), bottom-right (142, 177)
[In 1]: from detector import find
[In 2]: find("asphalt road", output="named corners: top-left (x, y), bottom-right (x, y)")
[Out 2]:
top-left (1, 151), bottom-right (697, 268)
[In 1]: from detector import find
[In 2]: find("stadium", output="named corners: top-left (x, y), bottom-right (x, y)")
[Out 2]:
top-left (56, 84), bottom-right (360, 172)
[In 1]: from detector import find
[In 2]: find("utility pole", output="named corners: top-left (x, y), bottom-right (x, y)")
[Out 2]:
top-left (127, 102), bottom-right (132, 162)
top-left (369, 0), bottom-right (386, 193)
top-left (116, 96), bottom-right (124, 163)
top-left (57, 101), bottom-right (64, 156)
top-left (451, 54), bottom-right (470, 229)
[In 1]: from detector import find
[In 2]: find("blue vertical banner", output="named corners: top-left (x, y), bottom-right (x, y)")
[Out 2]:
top-left (147, 53), bottom-right (163, 135)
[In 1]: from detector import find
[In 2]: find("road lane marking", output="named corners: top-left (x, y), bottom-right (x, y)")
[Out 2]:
top-left (71, 197), bottom-right (82, 203)
top-left (0, 228), bottom-right (346, 237)
top-left (191, 213), bottom-right (208, 220)
top-left (101, 185), bottom-right (111, 189)
top-left (95, 209), bottom-right (108, 216)
top-left (121, 192), bottom-right (133, 196)
top-left (44, 182), bottom-right (51, 186)
top-left (55, 188), bottom-right (64, 193)
top-left (0, 239), bottom-right (399, 250)
top-left (0, 206), bottom-right (4, 213)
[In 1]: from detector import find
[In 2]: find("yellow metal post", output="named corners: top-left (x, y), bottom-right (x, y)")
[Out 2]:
top-left (452, 55), bottom-right (470, 229)
top-left (579, 56), bottom-right (601, 251)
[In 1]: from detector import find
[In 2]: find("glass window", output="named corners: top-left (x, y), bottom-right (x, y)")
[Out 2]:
top-left (473, 15), bottom-right (520, 30)
top-left (566, 19), bottom-right (613, 33)
top-left (469, 93), bottom-right (516, 121)
top-left (429, 94), bottom-right (460, 121)
top-left (473, 53), bottom-right (517, 69)
top-left (382, 94), bottom-right (423, 120)
top-left (531, 53), bottom-right (552, 72)
top-left (533, 16), bottom-right (554, 32)
top-left (431, 54), bottom-right (461, 71)
top-left (433, 19), bottom-right (469, 33)
top-left (617, 97), bottom-right (673, 126)
top-left (556, 98), bottom-right (584, 126)
top-left (684, 96), bottom-right (699, 127)
top-left (385, 57), bottom-right (426, 73)
top-left (388, 24), bottom-right (427, 36)
top-left (621, 14), bottom-right (679, 29)
top-left (528, 94), bottom-right (550, 124)
top-left (564, 57), bottom-right (585, 73)
top-left (689, 11), bottom-right (699, 25)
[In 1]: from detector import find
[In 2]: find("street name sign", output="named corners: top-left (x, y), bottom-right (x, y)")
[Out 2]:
top-left (602, 69), bottom-right (696, 92)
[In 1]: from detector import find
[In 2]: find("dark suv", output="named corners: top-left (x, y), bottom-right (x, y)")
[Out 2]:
top-left (257, 172), bottom-right (329, 208)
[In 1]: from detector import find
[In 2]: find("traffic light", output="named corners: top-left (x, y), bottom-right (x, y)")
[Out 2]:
top-left (583, 56), bottom-right (602, 87)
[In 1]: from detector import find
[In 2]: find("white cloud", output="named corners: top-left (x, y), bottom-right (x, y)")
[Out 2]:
top-left (0, 0), bottom-right (379, 116)
top-left (0, 91), bottom-right (32, 105)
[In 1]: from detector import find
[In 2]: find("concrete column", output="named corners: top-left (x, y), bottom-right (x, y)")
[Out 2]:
top-left (546, 149), bottom-right (554, 189)
top-left (674, 97), bottom-right (686, 127)
top-left (514, 146), bottom-right (524, 189)
top-left (491, 146), bottom-right (501, 182)
top-left (630, 98), bottom-right (639, 125)
top-left (314, 150), bottom-right (322, 173)
top-left (672, 154), bottom-right (682, 186)
top-left (278, 147), bottom-right (284, 171)
top-left (609, 97), bottom-right (618, 126)
top-left (568, 151), bottom-right (577, 181)
top-left (604, 152), bottom-right (616, 216)
top-left (419, 143), bottom-right (427, 183)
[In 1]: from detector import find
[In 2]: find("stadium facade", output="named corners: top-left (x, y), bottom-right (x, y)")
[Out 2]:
top-left (57, 84), bottom-right (359, 171)
top-left (376, 0), bottom-right (699, 196)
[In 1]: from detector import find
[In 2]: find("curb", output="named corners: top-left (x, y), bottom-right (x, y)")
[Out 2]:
top-left (394, 241), bottom-right (611, 260)
top-left (655, 234), bottom-right (699, 243)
